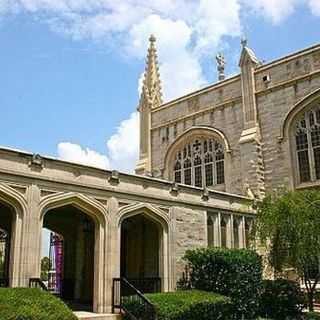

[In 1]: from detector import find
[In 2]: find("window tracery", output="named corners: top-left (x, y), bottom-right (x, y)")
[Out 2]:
top-left (173, 138), bottom-right (225, 187)
top-left (295, 104), bottom-right (320, 183)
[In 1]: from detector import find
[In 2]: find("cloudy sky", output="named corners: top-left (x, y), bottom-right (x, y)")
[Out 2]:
top-left (0, 0), bottom-right (320, 174)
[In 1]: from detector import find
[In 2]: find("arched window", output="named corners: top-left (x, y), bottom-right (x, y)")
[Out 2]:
top-left (245, 218), bottom-right (253, 248)
top-left (207, 216), bottom-right (214, 247)
top-left (221, 216), bottom-right (228, 248)
top-left (294, 105), bottom-right (320, 183)
top-left (173, 138), bottom-right (225, 187)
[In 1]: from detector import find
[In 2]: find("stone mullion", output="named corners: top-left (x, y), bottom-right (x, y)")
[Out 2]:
top-left (306, 115), bottom-right (317, 181)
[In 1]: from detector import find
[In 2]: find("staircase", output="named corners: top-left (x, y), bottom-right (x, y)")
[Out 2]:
top-left (112, 277), bottom-right (158, 320)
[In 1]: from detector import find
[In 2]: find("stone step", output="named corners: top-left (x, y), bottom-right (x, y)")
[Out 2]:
top-left (74, 311), bottom-right (122, 320)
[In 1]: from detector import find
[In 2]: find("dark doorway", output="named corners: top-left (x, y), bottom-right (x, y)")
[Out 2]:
top-left (0, 202), bottom-right (13, 287)
top-left (42, 205), bottom-right (95, 311)
top-left (121, 214), bottom-right (161, 293)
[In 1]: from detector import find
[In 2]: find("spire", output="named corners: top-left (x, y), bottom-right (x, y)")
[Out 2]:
top-left (139, 34), bottom-right (163, 110)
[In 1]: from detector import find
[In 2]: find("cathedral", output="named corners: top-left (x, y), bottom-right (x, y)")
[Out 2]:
top-left (0, 35), bottom-right (319, 316)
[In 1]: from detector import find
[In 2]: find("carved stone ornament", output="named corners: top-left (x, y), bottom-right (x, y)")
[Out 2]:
top-left (108, 170), bottom-right (120, 184)
top-left (170, 182), bottom-right (179, 195)
top-left (202, 188), bottom-right (209, 201)
top-left (29, 154), bottom-right (44, 169)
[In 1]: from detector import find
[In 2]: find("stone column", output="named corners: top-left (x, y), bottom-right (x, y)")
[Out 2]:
top-left (22, 184), bottom-right (41, 287)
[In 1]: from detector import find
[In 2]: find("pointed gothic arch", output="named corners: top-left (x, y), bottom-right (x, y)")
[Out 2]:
top-left (39, 192), bottom-right (108, 313)
top-left (280, 88), bottom-right (320, 142)
top-left (117, 203), bottom-right (172, 292)
top-left (0, 183), bottom-right (27, 287)
top-left (163, 126), bottom-right (231, 188)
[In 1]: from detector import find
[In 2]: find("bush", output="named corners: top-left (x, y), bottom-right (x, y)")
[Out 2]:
top-left (123, 290), bottom-right (233, 320)
top-left (183, 248), bottom-right (263, 319)
top-left (0, 288), bottom-right (77, 320)
top-left (259, 279), bottom-right (305, 320)
top-left (305, 312), bottom-right (320, 320)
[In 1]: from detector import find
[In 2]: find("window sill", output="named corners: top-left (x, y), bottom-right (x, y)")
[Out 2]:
top-left (207, 184), bottom-right (226, 192)
top-left (296, 181), bottom-right (320, 190)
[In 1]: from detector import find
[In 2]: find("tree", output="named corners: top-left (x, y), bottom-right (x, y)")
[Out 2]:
top-left (41, 256), bottom-right (50, 281)
top-left (254, 189), bottom-right (320, 312)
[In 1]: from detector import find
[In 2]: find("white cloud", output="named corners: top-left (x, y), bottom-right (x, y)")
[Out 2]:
top-left (57, 141), bottom-right (110, 169)
top-left (107, 111), bottom-right (139, 173)
top-left (57, 112), bottom-right (139, 173)
top-left (0, 0), bottom-right (244, 100)
top-left (308, 0), bottom-right (320, 15)
top-left (241, 0), bottom-right (301, 24)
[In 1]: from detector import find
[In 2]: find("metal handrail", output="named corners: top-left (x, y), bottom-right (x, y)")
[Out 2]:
top-left (112, 277), bottom-right (158, 320)
top-left (29, 278), bottom-right (48, 291)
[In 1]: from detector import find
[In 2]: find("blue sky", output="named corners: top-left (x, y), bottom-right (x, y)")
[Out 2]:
top-left (0, 0), bottom-right (319, 174)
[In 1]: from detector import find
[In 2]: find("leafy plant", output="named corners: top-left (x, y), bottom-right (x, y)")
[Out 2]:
top-left (0, 288), bottom-right (77, 320)
top-left (123, 290), bottom-right (233, 320)
top-left (182, 247), bottom-right (263, 319)
top-left (259, 279), bottom-right (305, 319)
top-left (255, 190), bottom-right (320, 311)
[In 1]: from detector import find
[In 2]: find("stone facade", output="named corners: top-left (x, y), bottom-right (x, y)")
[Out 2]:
top-left (137, 38), bottom-right (320, 197)
top-left (1, 35), bottom-right (319, 315)
top-left (0, 147), bottom-right (253, 313)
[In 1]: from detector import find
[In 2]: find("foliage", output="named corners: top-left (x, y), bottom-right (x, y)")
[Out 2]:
top-left (41, 256), bottom-right (50, 281)
top-left (304, 312), bottom-right (320, 319)
top-left (0, 288), bottom-right (77, 320)
top-left (255, 189), bottom-right (320, 311)
top-left (259, 279), bottom-right (305, 319)
top-left (182, 247), bottom-right (263, 319)
top-left (123, 290), bottom-right (233, 320)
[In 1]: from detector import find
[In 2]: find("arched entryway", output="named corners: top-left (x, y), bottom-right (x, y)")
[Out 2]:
top-left (42, 205), bottom-right (95, 310)
top-left (39, 194), bottom-right (107, 313)
top-left (0, 202), bottom-right (13, 287)
top-left (121, 215), bottom-right (161, 293)
top-left (118, 205), bottom-right (171, 294)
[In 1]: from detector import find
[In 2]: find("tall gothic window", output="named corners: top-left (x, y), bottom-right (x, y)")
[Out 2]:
top-left (245, 218), bottom-right (253, 248)
top-left (233, 217), bottom-right (240, 249)
top-left (295, 105), bottom-right (320, 183)
top-left (221, 216), bottom-right (228, 248)
top-left (207, 216), bottom-right (214, 247)
top-left (173, 138), bottom-right (225, 187)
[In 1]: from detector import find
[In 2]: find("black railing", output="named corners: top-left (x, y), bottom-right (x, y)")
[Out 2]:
top-left (126, 278), bottom-right (161, 295)
top-left (0, 278), bottom-right (9, 287)
top-left (112, 277), bottom-right (157, 320)
top-left (29, 278), bottom-right (48, 291)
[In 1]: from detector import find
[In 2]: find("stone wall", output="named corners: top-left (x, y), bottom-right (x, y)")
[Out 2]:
top-left (149, 43), bottom-right (320, 196)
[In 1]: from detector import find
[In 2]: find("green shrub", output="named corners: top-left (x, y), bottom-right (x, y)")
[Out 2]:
top-left (183, 247), bottom-right (263, 319)
top-left (259, 279), bottom-right (305, 320)
top-left (305, 312), bottom-right (320, 320)
top-left (123, 290), bottom-right (233, 320)
top-left (0, 288), bottom-right (77, 320)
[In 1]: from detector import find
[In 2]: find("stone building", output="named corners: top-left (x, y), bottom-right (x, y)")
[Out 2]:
top-left (0, 35), bottom-right (319, 316)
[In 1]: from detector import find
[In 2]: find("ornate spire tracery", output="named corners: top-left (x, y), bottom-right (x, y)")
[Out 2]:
top-left (139, 35), bottom-right (163, 110)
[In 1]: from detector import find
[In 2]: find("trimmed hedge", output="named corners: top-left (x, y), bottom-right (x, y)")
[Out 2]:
top-left (123, 290), bottom-right (233, 320)
top-left (182, 248), bottom-right (263, 319)
top-left (0, 288), bottom-right (77, 320)
top-left (259, 279), bottom-right (305, 320)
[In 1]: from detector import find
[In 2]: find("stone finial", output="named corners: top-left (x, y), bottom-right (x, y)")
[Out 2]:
top-left (241, 37), bottom-right (248, 48)
top-left (216, 52), bottom-right (225, 81)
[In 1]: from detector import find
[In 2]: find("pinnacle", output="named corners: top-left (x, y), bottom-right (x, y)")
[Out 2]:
top-left (139, 34), bottom-right (163, 108)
